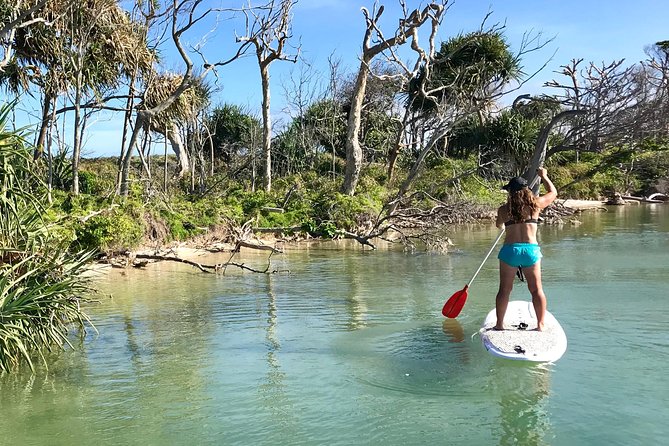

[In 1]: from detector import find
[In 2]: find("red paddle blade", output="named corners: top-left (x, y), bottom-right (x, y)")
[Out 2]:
top-left (441, 285), bottom-right (469, 318)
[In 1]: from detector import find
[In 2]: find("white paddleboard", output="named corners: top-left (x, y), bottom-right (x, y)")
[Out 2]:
top-left (480, 300), bottom-right (567, 362)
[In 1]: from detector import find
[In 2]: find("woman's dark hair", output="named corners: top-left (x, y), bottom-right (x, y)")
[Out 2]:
top-left (507, 188), bottom-right (539, 222)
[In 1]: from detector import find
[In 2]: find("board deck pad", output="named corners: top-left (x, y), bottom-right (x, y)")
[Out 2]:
top-left (480, 300), bottom-right (567, 362)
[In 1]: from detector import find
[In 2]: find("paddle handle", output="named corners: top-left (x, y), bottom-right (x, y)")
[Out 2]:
top-left (466, 228), bottom-right (505, 288)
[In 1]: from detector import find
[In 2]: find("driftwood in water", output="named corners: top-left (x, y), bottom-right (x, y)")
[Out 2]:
top-left (648, 193), bottom-right (669, 201)
top-left (337, 192), bottom-right (481, 251)
top-left (234, 240), bottom-right (283, 253)
top-left (606, 193), bottom-right (626, 205)
top-left (541, 202), bottom-right (579, 224)
top-left (621, 195), bottom-right (665, 203)
top-left (132, 253), bottom-right (284, 274)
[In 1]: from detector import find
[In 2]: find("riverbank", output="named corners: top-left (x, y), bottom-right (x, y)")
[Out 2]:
top-left (94, 198), bottom-right (611, 271)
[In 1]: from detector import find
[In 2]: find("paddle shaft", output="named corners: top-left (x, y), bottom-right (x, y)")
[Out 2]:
top-left (466, 228), bottom-right (505, 288)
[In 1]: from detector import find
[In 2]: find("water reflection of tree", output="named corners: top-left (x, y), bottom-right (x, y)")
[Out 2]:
top-left (114, 272), bottom-right (217, 440)
top-left (258, 274), bottom-right (285, 400)
top-left (343, 254), bottom-right (368, 330)
top-left (495, 366), bottom-right (552, 446)
top-left (257, 274), bottom-right (298, 432)
top-left (123, 316), bottom-right (143, 366)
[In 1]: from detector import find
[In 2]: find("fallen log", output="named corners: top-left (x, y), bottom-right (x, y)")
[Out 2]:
top-left (648, 193), bottom-right (668, 202)
top-left (133, 254), bottom-right (280, 274)
top-left (235, 240), bottom-right (283, 253)
top-left (621, 195), bottom-right (664, 203)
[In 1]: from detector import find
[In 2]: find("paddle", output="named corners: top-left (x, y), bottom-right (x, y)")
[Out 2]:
top-left (441, 228), bottom-right (506, 318)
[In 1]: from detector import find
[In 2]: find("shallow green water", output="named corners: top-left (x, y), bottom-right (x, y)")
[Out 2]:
top-left (2, 205), bottom-right (668, 445)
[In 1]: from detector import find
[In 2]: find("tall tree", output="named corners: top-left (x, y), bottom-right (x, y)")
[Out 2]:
top-left (387, 25), bottom-right (547, 210)
top-left (119, 0), bottom-right (253, 196)
top-left (141, 74), bottom-right (210, 180)
top-left (237, 0), bottom-right (298, 192)
top-left (207, 103), bottom-right (262, 165)
top-left (0, 0), bottom-right (51, 70)
top-left (279, 58), bottom-right (323, 173)
top-left (342, 1), bottom-right (446, 196)
top-left (1, 0), bottom-right (152, 197)
top-left (65, 0), bottom-right (142, 194)
top-left (0, 0), bottom-right (74, 155)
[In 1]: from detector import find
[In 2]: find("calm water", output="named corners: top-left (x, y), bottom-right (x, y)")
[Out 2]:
top-left (1, 205), bottom-right (668, 445)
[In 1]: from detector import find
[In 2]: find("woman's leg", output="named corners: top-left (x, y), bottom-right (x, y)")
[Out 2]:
top-left (495, 261), bottom-right (518, 330)
top-left (522, 260), bottom-right (547, 331)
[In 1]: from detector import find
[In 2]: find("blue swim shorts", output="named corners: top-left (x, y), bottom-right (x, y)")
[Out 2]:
top-left (497, 243), bottom-right (542, 268)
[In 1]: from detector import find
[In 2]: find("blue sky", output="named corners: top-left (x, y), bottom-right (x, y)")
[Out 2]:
top-left (210, 0), bottom-right (669, 105)
top-left (5, 0), bottom-right (669, 157)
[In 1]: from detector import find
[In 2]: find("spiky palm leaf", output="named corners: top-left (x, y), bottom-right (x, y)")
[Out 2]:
top-left (408, 30), bottom-right (522, 114)
top-left (1, 0), bottom-right (154, 95)
top-left (0, 102), bottom-right (95, 372)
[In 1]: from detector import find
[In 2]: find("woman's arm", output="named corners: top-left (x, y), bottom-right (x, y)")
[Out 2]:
top-left (496, 205), bottom-right (508, 228)
top-left (536, 168), bottom-right (557, 209)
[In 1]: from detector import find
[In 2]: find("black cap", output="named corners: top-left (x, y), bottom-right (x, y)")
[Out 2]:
top-left (502, 177), bottom-right (528, 192)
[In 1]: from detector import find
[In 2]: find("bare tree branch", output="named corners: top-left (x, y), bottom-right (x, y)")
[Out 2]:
top-left (342, 1), bottom-right (447, 196)
top-left (235, 0), bottom-right (299, 192)
top-left (119, 0), bottom-right (257, 195)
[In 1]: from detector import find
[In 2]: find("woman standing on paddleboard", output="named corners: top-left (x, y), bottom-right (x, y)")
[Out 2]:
top-left (494, 168), bottom-right (557, 331)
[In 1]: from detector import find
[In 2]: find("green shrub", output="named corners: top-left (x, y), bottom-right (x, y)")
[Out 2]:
top-left (77, 210), bottom-right (144, 252)
top-left (302, 218), bottom-right (338, 238)
top-left (0, 103), bottom-right (94, 372)
top-left (77, 170), bottom-right (102, 195)
top-left (632, 149), bottom-right (669, 195)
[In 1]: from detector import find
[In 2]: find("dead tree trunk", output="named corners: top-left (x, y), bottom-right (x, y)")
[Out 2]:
top-left (260, 63), bottom-right (273, 191)
top-left (341, 2), bottom-right (445, 195)
top-left (238, 0), bottom-right (298, 193)
top-left (166, 122), bottom-right (189, 178)
top-left (342, 57), bottom-right (370, 195)
top-left (523, 109), bottom-right (587, 193)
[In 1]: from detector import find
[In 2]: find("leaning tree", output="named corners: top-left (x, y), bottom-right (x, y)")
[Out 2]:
top-left (515, 49), bottom-right (669, 194)
top-left (118, 0), bottom-right (256, 196)
top-left (131, 73), bottom-right (210, 182)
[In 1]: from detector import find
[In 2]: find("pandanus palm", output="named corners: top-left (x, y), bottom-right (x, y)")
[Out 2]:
top-left (1, 0), bottom-right (153, 178)
top-left (0, 103), bottom-right (94, 372)
top-left (137, 73), bottom-right (211, 178)
top-left (408, 30), bottom-right (522, 120)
